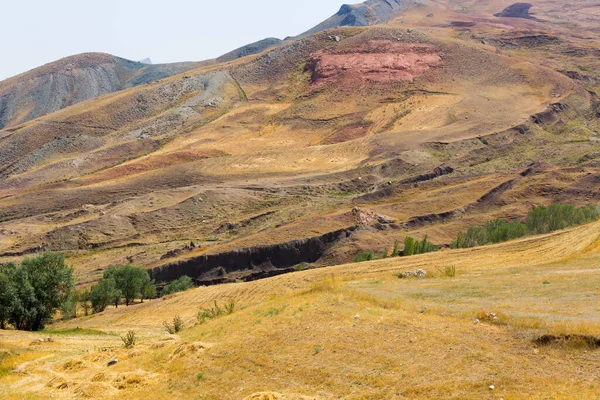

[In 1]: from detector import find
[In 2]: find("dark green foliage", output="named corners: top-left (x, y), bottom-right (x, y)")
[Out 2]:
top-left (452, 204), bottom-right (599, 249)
top-left (104, 265), bottom-right (150, 306)
top-left (161, 275), bottom-right (195, 296)
top-left (403, 235), bottom-right (437, 256)
top-left (352, 251), bottom-right (375, 263)
top-left (0, 263), bottom-right (17, 330)
top-left (0, 254), bottom-right (74, 331)
top-left (90, 277), bottom-right (121, 313)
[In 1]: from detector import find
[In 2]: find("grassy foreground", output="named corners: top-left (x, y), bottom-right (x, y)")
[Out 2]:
top-left (0, 221), bottom-right (599, 399)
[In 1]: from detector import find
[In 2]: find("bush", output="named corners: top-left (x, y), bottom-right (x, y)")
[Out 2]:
top-left (161, 276), bottom-right (195, 296)
top-left (352, 251), bottom-right (375, 263)
top-left (443, 265), bottom-right (456, 278)
top-left (197, 300), bottom-right (236, 324)
top-left (121, 330), bottom-right (137, 348)
top-left (0, 253), bottom-right (74, 331)
top-left (525, 203), bottom-right (598, 235)
top-left (163, 316), bottom-right (184, 334)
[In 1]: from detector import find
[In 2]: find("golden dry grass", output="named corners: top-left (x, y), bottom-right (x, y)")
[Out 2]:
top-left (0, 221), bottom-right (599, 399)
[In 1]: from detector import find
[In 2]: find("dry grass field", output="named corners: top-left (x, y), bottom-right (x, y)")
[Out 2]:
top-left (0, 221), bottom-right (599, 399)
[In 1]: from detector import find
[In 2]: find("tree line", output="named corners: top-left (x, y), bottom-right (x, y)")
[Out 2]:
top-left (451, 203), bottom-right (599, 249)
top-left (0, 255), bottom-right (180, 331)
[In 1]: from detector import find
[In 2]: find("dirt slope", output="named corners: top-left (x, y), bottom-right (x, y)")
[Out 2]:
top-left (0, 0), bottom-right (598, 285)
top-left (0, 53), bottom-right (203, 129)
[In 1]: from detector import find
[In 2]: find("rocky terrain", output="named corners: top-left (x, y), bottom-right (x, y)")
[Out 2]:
top-left (0, 0), bottom-right (598, 287)
top-left (0, 53), bottom-right (203, 129)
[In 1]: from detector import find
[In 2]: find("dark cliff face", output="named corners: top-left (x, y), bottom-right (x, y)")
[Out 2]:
top-left (302, 0), bottom-right (416, 36)
top-left (0, 53), bottom-right (200, 130)
top-left (494, 3), bottom-right (535, 19)
top-left (149, 227), bottom-right (357, 285)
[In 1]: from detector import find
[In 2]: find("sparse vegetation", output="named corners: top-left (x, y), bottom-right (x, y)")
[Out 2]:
top-left (443, 265), bottom-right (456, 278)
top-left (161, 276), bottom-right (195, 296)
top-left (403, 235), bottom-right (437, 256)
top-left (163, 316), bottom-right (185, 334)
top-left (452, 203), bottom-right (598, 249)
top-left (197, 300), bottom-right (236, 324)
top-left (352, 251), bottom-right (375, 263)
top-left (121, 330), bottom-right (137, 348)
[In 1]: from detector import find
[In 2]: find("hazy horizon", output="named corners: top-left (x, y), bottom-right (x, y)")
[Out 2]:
top-left (0, 0), bottom-right (345, 81)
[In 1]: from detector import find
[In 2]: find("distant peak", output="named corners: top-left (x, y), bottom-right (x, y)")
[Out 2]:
top-left (139, 58), bottom-right (153, 65)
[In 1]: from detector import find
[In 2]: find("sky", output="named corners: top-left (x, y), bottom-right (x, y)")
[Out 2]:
top-left (0, 0), bottom-right (346, 81)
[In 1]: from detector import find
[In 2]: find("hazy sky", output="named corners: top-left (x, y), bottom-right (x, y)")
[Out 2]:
top-left (0, 0), bottom-right (346, 80)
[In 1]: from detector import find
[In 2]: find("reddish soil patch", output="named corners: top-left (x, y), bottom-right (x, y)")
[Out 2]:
top-left (306, 41), bottom-right (441, 85)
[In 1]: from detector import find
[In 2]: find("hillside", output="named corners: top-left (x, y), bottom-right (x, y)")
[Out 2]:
top-left (1, 221), bottom-right (599, 399)
top-left (0, 10), bottom-right (598, 285)
top-left (1, 0), bottom-right (600, 398)
top-left (0, 53), bottom-right (203, 129)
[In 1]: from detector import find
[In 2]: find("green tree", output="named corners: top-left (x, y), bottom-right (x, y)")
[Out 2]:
top-left (391, 240), bottom-right (400, 257)
top-left (141, 279), bottom-right (157, 302)
top-left (78, 289), bottom-right (91, 316)
top-left (404, 236), bottom-right (416, 256)
top-left (90, 277), bottom-right (121, 313)
top-left (10, 254), bottom-right (74, 331)
top-left (0, 263), bottom-right (17, 329)
top-left (117, 265), bottom-right (149, 306)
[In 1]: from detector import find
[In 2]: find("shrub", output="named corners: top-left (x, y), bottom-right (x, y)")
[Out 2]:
top-left (224, 299), bottom-right (236, 315)
top-left (161, 276), bottom-right (195, 296)
top-left (164, 316), bottom-right (185, 334)
top-left (525, 203), bottom-right (598, 235)
top-left (443, 265), bottom-right (456, 278)
top-left (352, 251), bottom-right (375, 263)
top-left (121, 330), bottom-right (137, 348)
top-left (197, 300), bottom-right (236, 324)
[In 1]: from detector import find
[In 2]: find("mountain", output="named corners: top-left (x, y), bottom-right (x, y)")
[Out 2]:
top-left (302, 0), bottom-right (417, 35)
top-left (216, 38), bottom-right (283, 63)
top-left (0, 0), bottom-right (598, 291)
top-left (0, 53), bottom-right (202, 129)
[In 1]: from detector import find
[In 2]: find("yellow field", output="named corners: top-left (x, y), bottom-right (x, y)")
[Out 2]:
top-left (1, 221), bottom-right (599, 399)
